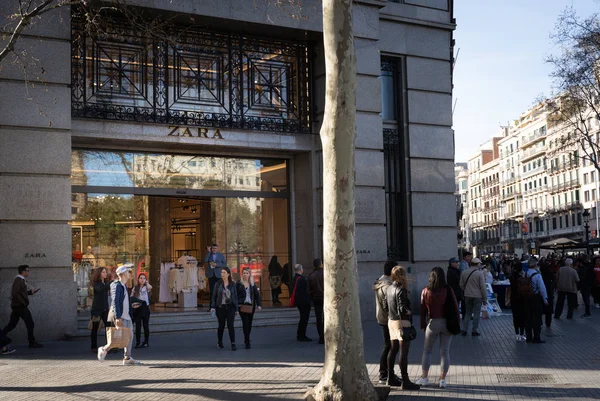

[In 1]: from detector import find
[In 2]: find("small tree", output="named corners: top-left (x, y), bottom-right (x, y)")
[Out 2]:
top-left (309, 0), bottom-right (379, 400)
top-left (546, 7), bottom-right (600, 174)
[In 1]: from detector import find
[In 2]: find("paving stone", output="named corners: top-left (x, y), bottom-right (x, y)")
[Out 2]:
top-left (0, 311), bottom-right (599, 400)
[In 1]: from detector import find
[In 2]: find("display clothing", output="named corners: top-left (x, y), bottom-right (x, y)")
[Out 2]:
top-left (159, 262), bottom-right (175, 303)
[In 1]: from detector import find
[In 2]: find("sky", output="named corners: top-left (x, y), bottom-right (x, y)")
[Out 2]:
top-left (453, 0), bottom-right (600, 162)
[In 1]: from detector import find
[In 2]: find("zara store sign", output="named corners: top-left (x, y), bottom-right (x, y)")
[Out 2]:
top-left (167, 126), bottom-right (224, 139)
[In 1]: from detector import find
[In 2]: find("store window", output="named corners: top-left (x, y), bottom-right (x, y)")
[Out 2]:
top-left (71, 150), bottom-right (291, 311)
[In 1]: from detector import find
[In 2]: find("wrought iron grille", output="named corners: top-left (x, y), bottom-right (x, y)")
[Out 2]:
top-left (71, 11), bottom-right (311, 133)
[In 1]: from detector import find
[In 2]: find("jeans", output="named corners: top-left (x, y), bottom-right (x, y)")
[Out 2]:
top-left (91, 310), bottom-right (108, 349)
top-left (1, 307), bottom-right (36, 344)
top-left (133, 304), bottom-right (150, 344)
top-left (312, 299), bottom-right (324, 341)
top-left (216, 304), bottom-right (236, 344)
top-left (104, 318), bottom-right (134, 358)
top-left (422, 318), bottom-right (453, 373)
top-left (379, 324), bottom-right (392, 379)
top-left (239, 309), bottom-right (254, 345)
top-left (462, 297), bottom-right (483, 333)
top-left (296, 304), bottom-right (310, 339)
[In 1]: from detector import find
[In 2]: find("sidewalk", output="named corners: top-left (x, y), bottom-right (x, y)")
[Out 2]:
top-left (0, 310), bottom-right (599, 400)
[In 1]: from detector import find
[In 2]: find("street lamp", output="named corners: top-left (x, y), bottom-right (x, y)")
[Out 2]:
top-left (583, 209), bottom-right (591, 255)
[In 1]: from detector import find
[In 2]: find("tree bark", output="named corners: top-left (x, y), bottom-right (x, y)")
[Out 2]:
top-left (309, 0), bottom-right (378, 400)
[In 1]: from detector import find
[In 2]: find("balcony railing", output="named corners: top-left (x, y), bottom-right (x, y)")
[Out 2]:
top-left (523, 185), bottom-right (548, 196)
top-left (549, 160), bottom-right (579, 175)
top-left (521, 128), bottom-right (548, 147)
top-left (521, 145), bottom-right (546, 160)
top-left (521, 164), bottom-right (546, 178)
top-left (482, 179), bottom-right (500, 189)
top-left (501, 190), bottom-right (522, 201)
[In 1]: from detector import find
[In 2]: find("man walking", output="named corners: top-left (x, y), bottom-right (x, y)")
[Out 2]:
top-left (0, 265), bottom-right (43, 348)
top-left (203, 244), bottom-right (227, 308)
top-left (554, 258), bottom-right (579, 320)
top-left (292, 264), bottom-right (311, 342)
top-left (524, 257), bottom-right (548, 344)
top-left (579, 257), bottom-right (595, 318)
top-left (447, 257), bottom-right (464, 316)
top-left (307, 258), bottom-right (324, 344)
top-left (460, 257), bottom-right (487, 336)
top-left (372, 261), bottom-right (401, 386)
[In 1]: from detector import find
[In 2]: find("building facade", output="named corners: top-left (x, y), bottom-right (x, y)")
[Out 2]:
top-left (0, 0), bottom-right (457, 341)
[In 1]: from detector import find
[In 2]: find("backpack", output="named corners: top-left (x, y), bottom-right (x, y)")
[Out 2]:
top-left (517, 272), bottom-right (538, 299)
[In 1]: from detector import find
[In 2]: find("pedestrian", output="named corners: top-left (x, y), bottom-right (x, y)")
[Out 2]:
top-left (203, 243), bottom-right (227, 309)
top-left (90, 267), bottom-right (110, 352)
top-left (539, 257), bottom-right (555, 328)
top-left (459, 257), bottom-right (487, 336)
top-left (578, 256), bottom-right (595, 318)
top-left (415, 267), bottom-right (460, 389)
top-left (373, 260), bottom-right (401, 386)
top-left (459, 252), bottom-right (472, 273)
top-left (446, 257), bottom-right (464, 317)
top-left (210, 267), bottom-right (239, 350)
top-left (523, 257), bottom-right (548, 344)
top-left (97, 264), bottom-right (141, 365)
top-left (236, 267), bottom-right (262, 349)
top-left (554, 258), bottom-right (579, 320)
top-left (0, 265), bottom-right (43, 348)
top-left (593, 256), bottom-right (600, 309)
top-left (131, 273), bottom-right (152, 348)
top-left (268, 255), bottom-right (283, 305)
top-left (510, 262), bottom-right (527, 341)
top-left (292, 264), bottom-right (312, 342)
top-left (386, 266), bottom-right (420, 390)
top-left (308, 258), bottom-right (324, 344)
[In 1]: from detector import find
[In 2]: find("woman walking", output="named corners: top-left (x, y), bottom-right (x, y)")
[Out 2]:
top-left (386, 265), bottom-right (420, 390)
top-left (210, 267), bottom-right (239, 350)
top-left (236, 268), bottom-right (262, 349)
top-left (131, 273), bottom-right (152, 348)
top-left (90, 267), bottom-right (110, 351)
top-left (510, 262), bottom-right (527, 341)
top-left (415, 267), bottom-right (460, 388)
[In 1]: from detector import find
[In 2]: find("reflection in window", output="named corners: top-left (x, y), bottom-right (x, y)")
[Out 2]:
top-left (72, 149), bottom-right (288, 193)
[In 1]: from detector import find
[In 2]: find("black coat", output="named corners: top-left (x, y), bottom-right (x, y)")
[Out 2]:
top-left (446, 266), bottom-right (463, 301)
top-left (211, 280), bottom-right (239, 309)
top-left (236, 281), bottom-right (262, 312)
top-left (292, 273), bottom-right (310, 306)
top-left (91, 281), bottom-right (109, 316)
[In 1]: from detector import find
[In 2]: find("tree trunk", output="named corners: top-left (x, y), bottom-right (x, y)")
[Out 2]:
top-left (309, 0), bottom-right (379, 400)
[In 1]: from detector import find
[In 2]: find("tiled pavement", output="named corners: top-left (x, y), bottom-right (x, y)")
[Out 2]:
top-left (1, 310), bottom-right (599, 401)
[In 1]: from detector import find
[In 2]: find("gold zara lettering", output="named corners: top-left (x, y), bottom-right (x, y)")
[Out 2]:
top-left (167, 126), bottom-right (224, 140)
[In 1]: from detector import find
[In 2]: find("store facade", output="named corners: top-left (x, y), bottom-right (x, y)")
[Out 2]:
top-left (0, 0), bottom-right (457, 341)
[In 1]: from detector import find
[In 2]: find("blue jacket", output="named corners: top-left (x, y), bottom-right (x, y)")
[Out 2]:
top-left (203, 252), bottom-right (227, 279)
top-left (110, 281), bottom-right (133, 320)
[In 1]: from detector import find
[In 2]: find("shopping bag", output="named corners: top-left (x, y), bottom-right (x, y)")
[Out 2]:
top-left (481, 305), bottom-right (489, 320)
top-left (106, 326), bottom-right (131, 349)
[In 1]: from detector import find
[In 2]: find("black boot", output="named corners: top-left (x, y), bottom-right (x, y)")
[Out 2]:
top-left (399, 341), bottom-right (420, 390)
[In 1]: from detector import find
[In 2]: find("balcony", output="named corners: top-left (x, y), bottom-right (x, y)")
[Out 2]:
top-left (549, 160), bottom-right (579, 175)
top-left (523, 185), bottom-right (548, 196)
top-left (521, 164), bottom-right (547, 178)
top-left (502, 190), bottom-right (522, 201)
top-left (545, 201), bottom-right (582, 214)
top-left (521, 145), bottom-right (546, 162)
top-left (482, 179), bottom-right (500, 189)
top-left (549, 179), bottom-right (580, 194)
top-left (501, 175), bottom-right (520, 186)
top-left (521, 127), bottom-right (548, 147)
top-left (530, 226), bottom-right (583, 239)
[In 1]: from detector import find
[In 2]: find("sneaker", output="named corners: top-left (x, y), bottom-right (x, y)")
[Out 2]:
top-left (28, 342), bottom-right (43, 348)
top-left (97, 346), bottom-right (107, 362)
top-left (582, 314), bottom-right (592, 318)
top-left (471, 332), bottom-right (481, 337)
top-left (515, 334), bottom-right (522, 341)
top-left (134, 343), bottom-right (141, 349)
top-left (378, 378), bottom-right (387, 385)
top-left (1, 347), bottom-right (15, 355)
top-left (217, 343), bottom-right (224, 349)
top-left (439, 379), bottom-right (447, 388)
top-left (245, 343), bottom-right (251, 349)
top-left (595, 304), bottom-right (600, 309)
top-left (520, 335), bottom-right (527, 341)
top-left (122, 357), bottom-right (141, 366)
top-left (415, 377), bottom-right (429, 386)
top-left (231, 343), bottom-right (237, 351)
top-left (140, 342), bottom-right (149, 348)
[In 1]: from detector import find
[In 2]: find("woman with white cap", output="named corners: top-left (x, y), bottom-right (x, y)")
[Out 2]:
top-left (97, 264), bottom-right (141, 365)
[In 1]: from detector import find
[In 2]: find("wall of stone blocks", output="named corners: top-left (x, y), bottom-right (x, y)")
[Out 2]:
top-left (0, 5), bottom-right (76, 342)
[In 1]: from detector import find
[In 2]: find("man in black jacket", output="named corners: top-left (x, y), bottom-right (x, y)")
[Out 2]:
top-left (0, 265), bottom-right (43, 348)
top-left (293, 264), bottom-right (312, 342)
top-left (447, 258), bottom-right (463, 315)
top-left (308, 258), bottom-right (324, 344)
top-left (579, 257), bottom-right (596, 318)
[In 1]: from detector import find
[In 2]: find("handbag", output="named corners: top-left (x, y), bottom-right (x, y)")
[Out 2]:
top-left (289, 277), bottom-right (301, 307)
top-left (87, 315), bottom-right (103, 331)
top-left (400, 322), bottom-right (417, 342)
top-left (239, 304), bottom-right (253, 314)
top-left (444, 287), bottom-right (461, 335)
top-left (106, 326), bottom-right (131, 349)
